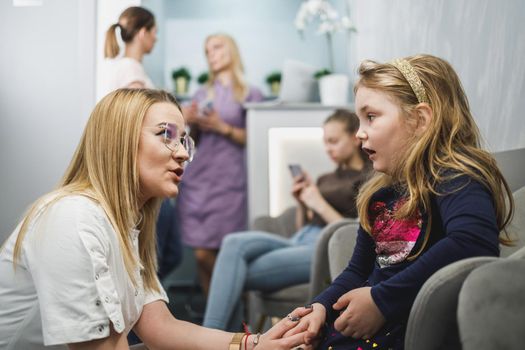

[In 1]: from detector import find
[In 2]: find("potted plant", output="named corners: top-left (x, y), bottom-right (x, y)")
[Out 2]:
top-left (313, 68), bottom-right (332, 80)
top-left (265, 71), bottom-right (282, 96)
top-left (197, 71), bottom-right (209, 85)
top-left (172, 67), bottom-right (192, 95)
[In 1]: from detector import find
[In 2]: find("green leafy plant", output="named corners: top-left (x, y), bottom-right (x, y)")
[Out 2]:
top-left (197, 71), bottom-right (209, 85)
top-left (313, 68), bottom-right (332, 79)
top-left (172, 67), bottom-right (191, 80)
top-left (265, 71), bottom-right (282, 85)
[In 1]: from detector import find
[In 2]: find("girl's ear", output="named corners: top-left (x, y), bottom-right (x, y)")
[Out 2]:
top-left (414, 103), bottom-right (433, 136)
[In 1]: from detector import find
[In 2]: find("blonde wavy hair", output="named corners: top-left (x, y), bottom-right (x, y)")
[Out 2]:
top-left (355, 54), bottom-right (514, 249)
top-left (11, 89), bottom-right (181, 292)
top-left (205, 33), bottom-right (249, 102)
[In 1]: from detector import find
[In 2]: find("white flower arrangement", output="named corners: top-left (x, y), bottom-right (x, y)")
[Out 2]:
top-left (294, 0), bottom-right (356, 71)
top-left (294, 0), bottom-right (356, 35)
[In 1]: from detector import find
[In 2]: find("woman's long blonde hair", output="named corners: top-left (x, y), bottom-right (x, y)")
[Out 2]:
top-left (355, 54), bottom-right (514, 246)
top-left (205, 33), bottom-right (249, 102)
top-left (12, 89), bottom-right (180, 291)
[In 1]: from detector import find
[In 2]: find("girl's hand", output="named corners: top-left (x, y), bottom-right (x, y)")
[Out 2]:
top-left (255, 306), bottom-right (314, 350)
top-left (282, 303), bottom-right (326, 345)
top-left (332, 287), bottom-right (385, 340)
top-left (182, 101), bottom-right (199, 124)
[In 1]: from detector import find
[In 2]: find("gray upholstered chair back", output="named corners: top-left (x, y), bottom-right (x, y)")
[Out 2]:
top-left (405, 185), bottom-right (525, 350)
top-left (501, 186), bottom-right (525, 257)
top-left (493, 147), bottom-right (525, 192)
top-left (457, 257), bottom-right (525, 350)
top-left (327, 223), bottom-right (360, 279)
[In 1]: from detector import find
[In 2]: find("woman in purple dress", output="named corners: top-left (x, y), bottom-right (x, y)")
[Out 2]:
top-left (178, 33), bottom-right (263, 295)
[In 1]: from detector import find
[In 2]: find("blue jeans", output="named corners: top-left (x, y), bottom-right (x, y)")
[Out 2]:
top-left (203, 224), bottom-right (322, 330)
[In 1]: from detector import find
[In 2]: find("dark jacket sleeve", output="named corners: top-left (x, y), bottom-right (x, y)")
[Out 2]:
top-left (313, 225), bottom-right (376, 321)
top-left (370, 178), bottom-right (500, 321)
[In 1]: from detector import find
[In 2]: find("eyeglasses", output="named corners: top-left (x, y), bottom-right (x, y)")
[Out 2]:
top-left (150, 122), bottom-right (195, 162)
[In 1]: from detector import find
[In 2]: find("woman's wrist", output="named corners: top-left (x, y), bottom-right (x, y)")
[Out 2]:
top-left (223, 123), bottom-right (234, 138)
top-left (229, 332), bottom-right (244, 350)
top-left (242, 333), bottom-right (261, 350)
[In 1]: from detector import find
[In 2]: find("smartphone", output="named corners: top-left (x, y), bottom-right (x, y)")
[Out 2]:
top-left (198, 100), bottom-right (213, 117)
top-left (288, 164), bottom-right (304, 178)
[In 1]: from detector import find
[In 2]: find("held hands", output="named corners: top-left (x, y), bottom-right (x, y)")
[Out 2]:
top-left (283, 303), bottom-right (326, 347)
top-left (254, 306), bottom-right (314, 350)
top-left (332, 287), bottom-right (385, 340)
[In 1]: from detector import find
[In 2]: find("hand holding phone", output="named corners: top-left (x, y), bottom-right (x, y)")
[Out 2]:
top-left (288, 164), bottom-right (304, 179)
top-left (198, 100), bottom-right (213, 117)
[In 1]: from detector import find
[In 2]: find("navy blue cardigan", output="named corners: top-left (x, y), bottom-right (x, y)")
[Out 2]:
top-left (313, 176), bottom-right (500, 323)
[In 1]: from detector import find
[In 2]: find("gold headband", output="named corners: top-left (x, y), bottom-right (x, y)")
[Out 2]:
top-left (391, 59), bottom-right (429, 104)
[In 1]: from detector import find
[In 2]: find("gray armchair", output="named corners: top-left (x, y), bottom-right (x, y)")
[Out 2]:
top-left (247, 207), bottom-right (357, 331)
top-left (405, 185), bottom-right (525, 350)
top-left (457, 256), bottom-right (525, 350)
top-left (327, 222), bottom-right (360, 278)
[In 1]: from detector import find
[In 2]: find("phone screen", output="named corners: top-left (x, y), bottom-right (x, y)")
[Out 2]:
top-left (198, 100), bottom-right (213, 117)
top-left (288, 164), bottom-right (303, 178)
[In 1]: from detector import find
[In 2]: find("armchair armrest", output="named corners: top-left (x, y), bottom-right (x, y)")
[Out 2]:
top-left (308, 218), bottom-right (359, 300)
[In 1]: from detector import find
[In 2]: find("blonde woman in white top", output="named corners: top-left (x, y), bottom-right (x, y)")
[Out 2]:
top-left (0, 89), bottom-right (311, 350)
top-left (100, 6), bottom-right (157, 97)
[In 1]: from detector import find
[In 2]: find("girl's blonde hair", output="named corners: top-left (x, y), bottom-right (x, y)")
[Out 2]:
top-left (104, 6), bottom-right (156, 58)
top-left (12, 89), bottom-right (181, 292)
top-left (205, 33), bottom-right (249, 102)
top-left (355, 54), bottom-right (514, 247)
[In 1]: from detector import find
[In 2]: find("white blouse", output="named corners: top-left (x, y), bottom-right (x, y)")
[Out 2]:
top-left (0, 195), bottom-right (168, 349)
top-left (98, 57), bottom-right (155, 100)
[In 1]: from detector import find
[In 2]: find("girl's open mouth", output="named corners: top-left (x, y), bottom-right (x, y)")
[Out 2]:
top-left (363, 147), bottom-right (376, 156)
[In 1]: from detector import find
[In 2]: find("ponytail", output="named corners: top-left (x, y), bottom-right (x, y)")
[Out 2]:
top-left (104, 23), bottom-right (120, 58)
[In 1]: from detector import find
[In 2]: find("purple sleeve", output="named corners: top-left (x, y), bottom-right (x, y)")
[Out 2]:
top-left (370, 179), bottom-right (500, 321)
top-left (312, 226), bottom-right (376, 321)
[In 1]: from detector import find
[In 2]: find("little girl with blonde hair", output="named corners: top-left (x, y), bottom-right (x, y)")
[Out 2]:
top-left (286, 54), bottom-right (514, 349)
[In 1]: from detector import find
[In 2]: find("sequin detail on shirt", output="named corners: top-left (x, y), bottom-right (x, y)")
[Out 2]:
top-left (370, 199), bottom-right (423, 268)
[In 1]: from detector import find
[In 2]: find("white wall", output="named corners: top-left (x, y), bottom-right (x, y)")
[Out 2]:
top-left (147, 0), bottom-right (525, 151)
top-left (347, 0), bottom-right (525, 152)
top-left (0, 0), bottom-right (96, 243)
top-left (145, 0), bottom-right (349, 97)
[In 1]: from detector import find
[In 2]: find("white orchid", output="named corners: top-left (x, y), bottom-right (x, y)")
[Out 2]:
top-left (295, 0), bottom-right (356, 35)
